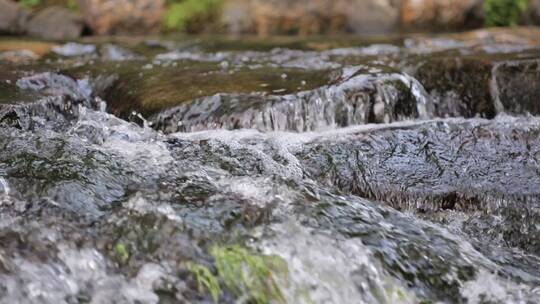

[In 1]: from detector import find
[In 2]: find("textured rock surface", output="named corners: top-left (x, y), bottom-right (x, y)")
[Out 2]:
top-left (412, 55), bottom-right (540, 118)
top-left (1, 29), bottom-right (540, 303)
top-left (27, 6), bottom-right (84, 40)
top-left (77, 0), bottom-right (165, 35)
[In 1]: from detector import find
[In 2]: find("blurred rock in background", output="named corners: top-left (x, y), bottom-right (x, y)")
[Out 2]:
top-left (2, 0), bottom-right (540, 37)
top-left (401, 0), bottom-right (484, 30)
top-left (0, 0), bottom-right (28, 34)
top-left (221, 0), bottom-right (400, 36)
top-left (27, 6), bottom-right (84, 39)
top-left (221, 0), bottom-right (484, 36)
top-left (221, 0), bottom-right (254, 35)
top-left (77, 0), bottom-right (165, 35)
top-left (346, 0), bottom-right (400, 34)
top-left (528, 0), bottom-right (540, 23)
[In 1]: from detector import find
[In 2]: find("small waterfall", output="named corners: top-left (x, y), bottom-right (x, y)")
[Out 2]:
top-left (151, 67), bottom-right (435, 133)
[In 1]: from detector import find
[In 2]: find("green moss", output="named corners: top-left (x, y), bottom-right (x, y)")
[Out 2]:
top-left (484, 0), bottom-right (528, 27)
top-left (114, 243), bottom-right (130, 263)
top-left (67, 0), bottom-right (79, 11)
top-left (164, 0), bottom-right (224, 32)
top-left (186, 245), bottom-right (288, 304)
top-left (185, 262), bottom-right (221, 303)
top-left (211, 245), bottom-right (287, 304)
top-left (18, 0), bottom-right (41, 9)
top-left (17, 0), bottom-right (79, 11)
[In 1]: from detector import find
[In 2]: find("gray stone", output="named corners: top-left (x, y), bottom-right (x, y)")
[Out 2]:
top-left (221, 0), bottom-right (255, 35)
top-left (27, 7), bottom-right (84, 40)
top-left (0, 0), bottom-right (28, 34)
top-left (344, 0), bottom-right (400, 34)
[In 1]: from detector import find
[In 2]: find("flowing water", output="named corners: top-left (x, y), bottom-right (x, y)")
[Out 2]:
top-left (1, 29), bottom-right (540, 303)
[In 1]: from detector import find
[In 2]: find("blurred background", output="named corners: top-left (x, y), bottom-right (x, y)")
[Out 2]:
top-left (1, 0), bottom-right (540, 40)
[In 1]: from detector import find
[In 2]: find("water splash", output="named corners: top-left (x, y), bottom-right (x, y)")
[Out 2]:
top-left (151, 66), bottom-right (435, 133)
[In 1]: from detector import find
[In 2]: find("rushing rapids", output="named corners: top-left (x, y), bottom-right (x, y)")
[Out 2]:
top-left (0, 29), bottom-right (540, 303)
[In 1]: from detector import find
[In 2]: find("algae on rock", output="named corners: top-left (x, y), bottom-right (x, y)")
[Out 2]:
top-left (187, 245), bottom-right (288, 304)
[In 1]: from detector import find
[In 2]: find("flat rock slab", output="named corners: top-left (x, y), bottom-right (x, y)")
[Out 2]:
top-left (299, 117), bottom-right (540, 212)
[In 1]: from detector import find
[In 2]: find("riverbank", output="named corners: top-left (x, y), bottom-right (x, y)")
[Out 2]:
top-left (2, 0), bottom-right (540, 39)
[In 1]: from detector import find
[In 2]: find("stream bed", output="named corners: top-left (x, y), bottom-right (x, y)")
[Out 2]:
top-left (1, 28), bottom-right (540, 303)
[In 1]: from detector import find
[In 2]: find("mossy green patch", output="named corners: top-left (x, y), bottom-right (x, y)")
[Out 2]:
top-left (115, 243), bottom-right (130, 263)
top-left (18, 0), bottom-right (41, 9)
top-left (164, 0), bottom-right (224, 33)
top-left (17, 0), bottom-right (79, 11)
top-left (484, 0), bottom-right (528, 27)
top-left (186, 245), bottom-right (288, 304)
top-left (185, 262), bottom-right (221, 303)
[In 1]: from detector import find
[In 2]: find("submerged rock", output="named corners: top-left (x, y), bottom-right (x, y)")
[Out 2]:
top-left (69, 60), bottom-right (334, 118)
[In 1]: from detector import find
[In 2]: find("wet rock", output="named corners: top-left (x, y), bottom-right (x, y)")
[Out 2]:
top-left (1, 28), bottom-right (540, 304)
top-left (411, 54), bottom-right (540, 118)
top-left (492, 59), bottom-right (540, 115)
top-left (0, 72), bottom-right (106, 130)
top-left (0, 0), bottom-right (28, 35)
top-left (77, 0), bottom-right (165, 35)
top-left (68, 60), bottom-right (334, 118)
top-left (299, 117), bottom-right (540, 215)
top-left (151, 67), bottom-right (433, 133)
top-left (27, 6), bottom-right (84, 40)
top-left (99, 44), bottom-right (140, 61)
top-left (1, 98), bottom-right (539, 303)
top-left (401, 0), bottom-right (483, 30)
top-left (16, 73), bottom-right (92, 102)
top-left (52, 42), bottom-right (96, 57)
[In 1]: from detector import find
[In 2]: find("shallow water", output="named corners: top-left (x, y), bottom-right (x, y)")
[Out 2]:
top-left (1, 30), bottom-right (540, 303)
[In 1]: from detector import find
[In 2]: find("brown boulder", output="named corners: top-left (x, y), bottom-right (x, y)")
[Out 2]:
top-left (401, 0), bottom-right (483, 30)
top-left (251, 0), bottom-right (400, 36)
top-left (77, 0), bottom-right (165, 35)
top-left (530, 0), bottom-right (540, 24)
top-left (253, 0), bottom-right (340, 36)
top-left (0, 0), bottom-right (28, 34)
top-left (27, 7), bottom-right (84, 40)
